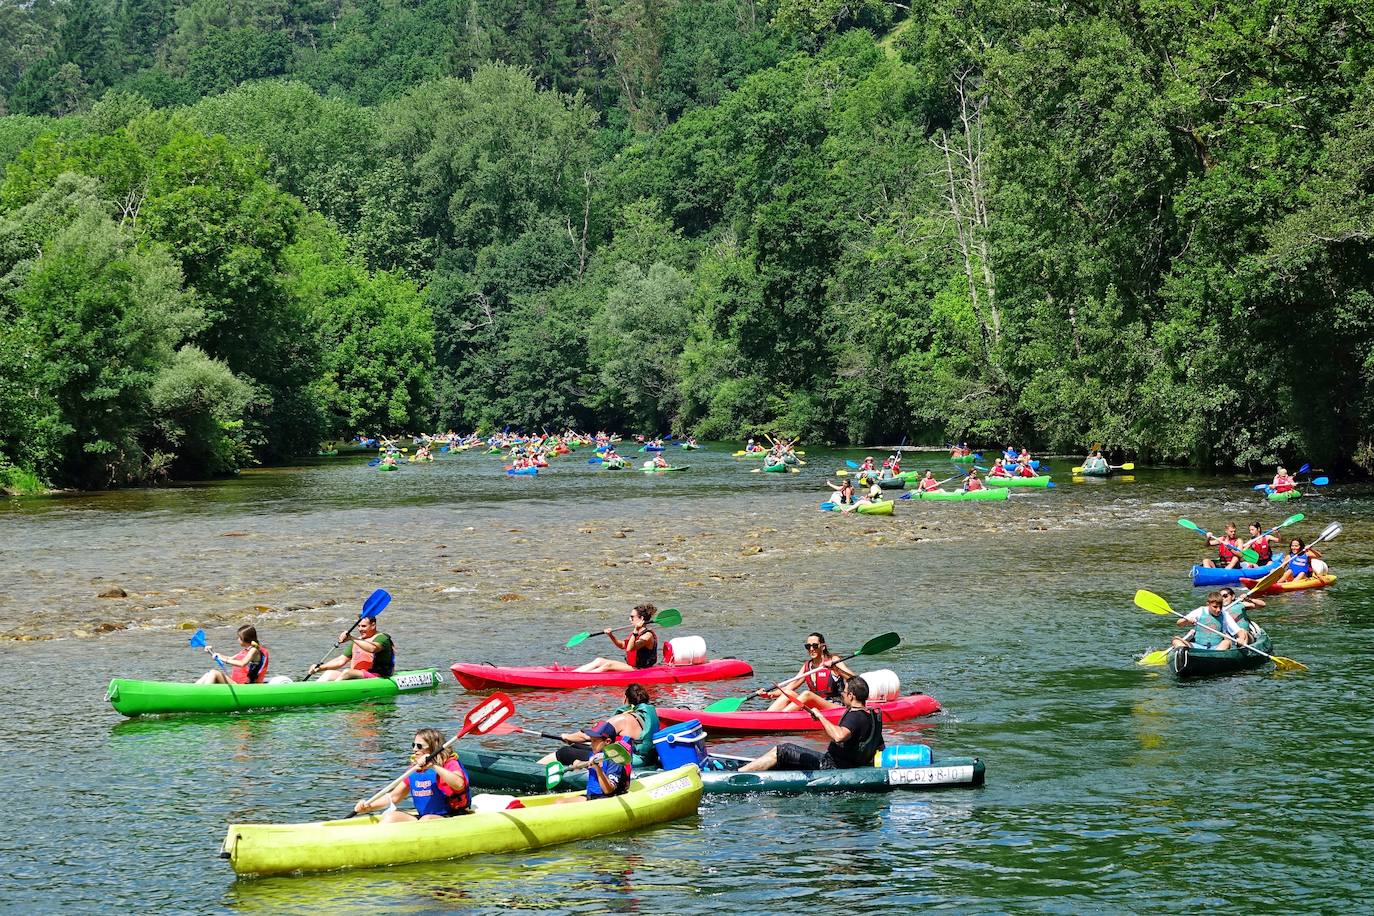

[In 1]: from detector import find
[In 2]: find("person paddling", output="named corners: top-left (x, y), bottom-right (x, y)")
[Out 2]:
top-left (988, 458), bottom-right (1012, 479)
top-left (555, 723), bottom-right (634, 803)
top-left (194, 624), bottom-right (269, 685)
top-left (1244, 521), bottom-right (1280, 566)
top-left (575, 604), bottom-right (659, 673)
top-left (917, 470), bottom-right (940, 492)
top-left (760, 632), bottom-right (858, 712)
top-left (1171, 591), bottom-right (1233, 651)
top-left (1201, 522), bottom-right (1244, 569)
top-left (739, 677), bottom-right (884, 772)
top-left (963, 470), bottom-right (986, 492)
top-left (309, 615), bottom-right (395, 681)
top-left (353, 728), bottom-right (471, 823)
top-left (540, 684), bottom-right (660, 768)
top-left (1278, 537), bottom-right (1322, 583)
top-left (1270, 466), bottom-right (1297, 494)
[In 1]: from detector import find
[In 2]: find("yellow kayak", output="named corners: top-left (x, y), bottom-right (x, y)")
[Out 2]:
top-left (221, 764), bottom-right (703, 876)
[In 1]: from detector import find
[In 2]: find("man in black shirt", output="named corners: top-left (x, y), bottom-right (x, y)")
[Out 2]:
top-left (738, 676), bottom-right (884, 771)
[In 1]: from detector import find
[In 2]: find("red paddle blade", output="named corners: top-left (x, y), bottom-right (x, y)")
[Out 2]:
top-left (463, 691), bottom-right (515, 736)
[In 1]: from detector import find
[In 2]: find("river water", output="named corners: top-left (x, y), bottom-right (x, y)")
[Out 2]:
top-left (2, 446), bottom-right (1370, 912)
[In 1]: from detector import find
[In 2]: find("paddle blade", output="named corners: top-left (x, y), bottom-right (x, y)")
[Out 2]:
top-left (846, 460), bottom-right (860, 468)
top-left (856, 631), bottom-right (901, 657)
top-left (602, 742), bottom-right (632, 766)
top-left (1137, 649), bottom-right (1169, 667)
top-left (587, 457), bottom-right (602, 464)
top-left (565, 631), bottom-right (592, 648)
top-left (1133, 590), bottom-right (1175, 617)
top-left (1318, 521), bottom-right (1342, 542)
top-left (1071, 466), bottom-right (1084, 474)
top-left (463, 692), bottom-right (515, 736)
top-left (1047, 481), bottom-right (1057, 488)
top-left (1279, 513), bottom-right (1304, 527)
top-left (1273, 656), bottom-right (1309, 673)
top-left (367, 459), bottom-right (380, 467)
top-left (1246, 565), bottom-right (1288, 596)
top-left (188, 629), bottom-right (206, 648)
top-left (1312, 476), bottom-right (1328, 486)
top-left (1239, 547), bottom-right (1259, 564)
top-left (703, 696), bottom-right (750, 713)
top-left (899, 493), bottom-right (912, 500)
top-left (1118, 463), bottom-right (1135, 471)
top-left (361, 588), bottom-right (390, 619)
top-left (1177, 518), bottom-right (1203, 533)
top-left (653, 608), bottom-right (683, 627)
top-left (1297, 463), bottom-right (1310, 475)
top-left (544, 762), bottom-right (566, 790)
top-left (1252, 484), bottom-right (1270, 491)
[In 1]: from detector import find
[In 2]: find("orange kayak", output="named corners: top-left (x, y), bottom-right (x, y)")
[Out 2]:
top-left (1240, 573), bottom-right (1336, 595)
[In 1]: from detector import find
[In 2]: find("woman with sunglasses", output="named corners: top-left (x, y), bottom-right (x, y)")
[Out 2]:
top-left (761, 632), bottom-right (858, 712)
top-left (353, 728), bottom-right (471, 823)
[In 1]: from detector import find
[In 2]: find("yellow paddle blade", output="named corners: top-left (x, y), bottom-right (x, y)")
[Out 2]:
top-left (1133, 589), bottom-right (1175, 616)
top-left (1071, 466), bottom-right (1085, 474)
top-left (1137, 649), bottom-right (1169, 666)
top-left (1119, 462), bottom-right (1135, 471)
top-left (1272, 656), bottom-right (1309, 672)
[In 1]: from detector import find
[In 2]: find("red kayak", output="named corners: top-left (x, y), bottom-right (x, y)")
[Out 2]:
top-left (655, 692), bottom-right (941, 734)
top-left (450, 659), bottom-right (754, 690)
top-left (1240, 573), bottom-right (1336, 595)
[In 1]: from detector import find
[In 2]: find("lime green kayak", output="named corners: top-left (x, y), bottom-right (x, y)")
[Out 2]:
top-left (821, 499), bottom-right (895, 515)
top-left (106, 669), bottom-right (442, 716)
top-left (911, 488), bottom-right (1009, 501)
top-left (221, 764), bottom-right (703, 876)
top-left (984, 475), bottom-right (1054, 488)
top-left (1267, 488), bottom-right (1301, 502)
top-left (950, 455), bottom-right (976, 463)
top-left (763, 462), bottom-right (788, 473)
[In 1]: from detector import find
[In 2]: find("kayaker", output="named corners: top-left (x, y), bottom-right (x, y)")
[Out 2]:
top-left (556, 723), bottom-right (633, 803)
top-left (1278, 538), bottom-right (1322, 583)
top-left (353, 728), bottom-right (471, 823)
top-left (1271, 467), bottom-right (1297, 493)
top-left (1217, 586), bottom-right (1265, 646)
top-left (762, 632), bottom-right (858, 712)
top-left (1243, 521), bottom-right (1280, 565)
top-left (962, 471), bottom-right (986, 492)
top-left (1171, 592), bottom-right (1233, 651)
top-left (739, 677), bottom-right (884, 772)
top-left (988, 459), bottom-right (1012, 478)
top-left (379, 453), bottom-right (398, 469)
top-left (918, 471), bottom-right (940, 492)
top-left (575, 604), bottom-right (659, 673)
top-left (652, 453), bottom-right (670, 468)
top-left (194, 624), bottom-right (269, 685)
top-left (539, 684), bottom-right (660, 768)
top-left (827, 478), bottom-right (856, 505)
top-left (1201, 522), bottom-right (1245, 569)
top-left (860, 456), bottom-right (875, 472)
top-left (309, 615), bottom-right (395, 681)
top-left (1014, 459), bottom-right (1037, 478)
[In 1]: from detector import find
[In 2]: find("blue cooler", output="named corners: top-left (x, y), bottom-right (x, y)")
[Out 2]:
top-left (652, 720), bottom-right (708, 770)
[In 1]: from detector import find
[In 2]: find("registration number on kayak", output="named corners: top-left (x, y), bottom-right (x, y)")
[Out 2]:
top-left (648, 776), bottom-right (693, 800)
top-left (887, 765), bottom-right (974, 786)
top-left (393, 672), bottom-right (436, 690)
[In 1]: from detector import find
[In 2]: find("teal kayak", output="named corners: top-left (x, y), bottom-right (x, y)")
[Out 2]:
top-left (106, 669), bottom-right (442, 716)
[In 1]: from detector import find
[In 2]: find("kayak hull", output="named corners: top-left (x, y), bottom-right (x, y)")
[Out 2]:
top-left (1078, 465), bottom-right (1110, 477)
top-left (1190, 556), bottom-right (1286, 586)
top-left (641, 466), bottom-right (689, 473)
top-left (457, 749), bottom-right (984, 795)
top-left (763, 463), bottom-right (787, 473)
top-left (1239, 573), bottom-right (1336, 595)
top-left (911, 488), bottom-right (1008, 502)
top-left (106, 669), bottom-right (442, 717)
top-left (221, 764), bottom-right (703, 876)
top-left (1267, 488), bottom-right (1302, 502)
top-left (950, 455), bottom-right (976, 463)
top-left (1167, 626), bottom-right (1273, 678)
top-left (985, 475), bottom-right (1053, 488)
top-left (450, 659), bottom-right (754, 690)
top-left (656, 692), bottom-right (940, 734)
top-left (820, 500), bottom-right (895, 515)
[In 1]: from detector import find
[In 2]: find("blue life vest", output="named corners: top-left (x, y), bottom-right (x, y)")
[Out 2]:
top-left (1289, 553), bottom-right (1311, 577)
top-left (408, 759), bottom-right (470, 817)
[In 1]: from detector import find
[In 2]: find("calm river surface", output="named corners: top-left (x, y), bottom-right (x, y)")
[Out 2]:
top-left (2, 446), bottom-right (1371, 912)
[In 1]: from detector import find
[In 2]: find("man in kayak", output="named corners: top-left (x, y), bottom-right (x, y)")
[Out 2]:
top-left (556, 723), bottom-right (633, 803)
top-left (739, 677), bottom-right (884, 772)
top-left (310, 615), bottom-right (395, 681)
top-left (354, 728), bottom-right (471, 822)
top-left (1014, 459), bottom-right (1037, 478)
top-left (988, 459), bottom-right (1012, 478)
top-left (194, 624), bottom-right (269, 685)
top-left (652, 452), bottom-right (670, 468)
top-left (1201, 522), bottom-right (1244, 569)
top-left (575, 604), bottom-right (659, 673)
top-left (1171, 592), bottom-right (1234, 651)
top-left (540, 683), bottom-right (660, 768)
top-left (962, 471), bottom-right (986, 492)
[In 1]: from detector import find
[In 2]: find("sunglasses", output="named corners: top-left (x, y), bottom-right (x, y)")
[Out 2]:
top-left (804, 642), bottom-right (822, 649)
top-left (412, 742), bottom-right (429, 751)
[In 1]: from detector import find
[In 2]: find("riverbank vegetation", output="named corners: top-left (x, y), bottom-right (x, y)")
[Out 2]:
top-left (2, 0), bottom-right (1372, 489)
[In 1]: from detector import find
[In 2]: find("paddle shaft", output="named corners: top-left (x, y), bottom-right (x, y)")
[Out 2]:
top-left (302, 616), bottom-right (365, 681)
top-left (1161, 608), bottom-right (1292, 668)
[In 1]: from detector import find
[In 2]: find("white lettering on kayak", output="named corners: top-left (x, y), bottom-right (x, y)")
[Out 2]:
top-left (886, 765), bottom-right (974, 786)
top-left (393, 672), bottom-right (436, 690)
top-left (648, 776), bottom-right (693, 799)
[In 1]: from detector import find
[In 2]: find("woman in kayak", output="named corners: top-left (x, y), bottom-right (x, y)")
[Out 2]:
top-left (826, 478), bottom-right (856, 505)
top-left (195, 624), bottom-right (269, 685)
top-left (1278, 538), bottom-right (1322, 583)
top-left (988, 459), bottom-right (1012, 478)
top-left (917, 470), bottom-right (941, 492)
top-left (1271, 467), bottom-right (1297, 493)
top-left (741, 677), bottom-right (884, 772)
top-left (652, 452), bottom-right (670, 468)
top-left (556, 723), bottom-right (633, 803)
top-left (1243, 522), bottom-right (1280, 566)
top-left (1202, 522), bottom-right (1244, 568)
top-left (540, 684), bottom-right (660, 768)
top-left (762, 632), bottom-right (858, 712)
top-left (1014, 459), bottom-right (1037, 478)
top-left (354, 728), bottom-right (471, 823)
top-left (310, 615), bottom-right (395, 681)
top-left (575, 604), bottom-right (659, 673)
top-left (962, 471), bottom-right (987, 492)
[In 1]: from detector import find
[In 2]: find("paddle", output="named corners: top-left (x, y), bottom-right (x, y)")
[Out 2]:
top-left (1072, 461), bottom-right (1135, 473)
top-left (1239, 513), bottom-right (1304, 555)
top-left (587, 456), bottom-right (603, 464)
top-left (565, 607), bottom-right (682, 648)
top-left (1177, 518), bottom-right (1259, 564)
top-left (367, 458), bottom-right (381, 467)
top-left (302, 588), bottom-right (391, 680)
top-left (1243, 521), bottom-right (1342, 596)
top-left (899, 472), bottom-right (963, 499)
top-left (703, 632), bottom-right (901, 713)
top-left (1132, 590), bottom-right (1307, 672)
top-left (532, 740), bottom-right (634, 792)
top-left (353, 692), bottom-right (515, 816)
top-left (189, 628), bottom-right (242, 707)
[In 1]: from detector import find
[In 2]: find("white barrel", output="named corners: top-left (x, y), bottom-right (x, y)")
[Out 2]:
top-left (1311, 558), bottom-right (1329, 576)
top-left (469, 794), bottom-right (519, 812)
top-left (642, 459), bottom-right (655, 469)
top-left (860, 669), bottom-right (901, 702)
top-left (665, 635), bottom-right (707, 666)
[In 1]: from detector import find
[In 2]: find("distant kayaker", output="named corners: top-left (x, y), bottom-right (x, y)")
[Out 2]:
top-left (195, 624), bottom-right (269, 685)
top-left (739, 677), bottom-right (884, 772)
top-left (353, 728), bottom-right (471, 822)
top-left (988, 459), bottom-right (1012, 478)
top-left (1271, 467), bottom-right (1297, 493)
top-left (652, 453), bottom-right (670, 468)
top-left (761, 632), bottom-right (858, 712)
top-left (309, 615), bottom-right (395, 681)
top-left (539, 684), bottom-right (660, 768)
top-left (575, 604), bottom-right (659, 673)
top-left (963, 471), bottom-right (986, 492)
top-left (556, 723), bottom-right (633, 803)
top-left (860, 456), bottom-right (875, 472)
top-left (1278, 538), bottom-right (1322, 583)
top-left (1171, 591), bottom-right (1234, 651)
top-left (1014, 459), bottom-right (1037, 478)
top-left (1202, 522), bottom-right (1244, 569)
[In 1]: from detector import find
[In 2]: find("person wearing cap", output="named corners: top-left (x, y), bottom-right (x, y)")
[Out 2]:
top-left (556, 722), bottom-right (633, 802)
top-left (739, 677), bottom-right (884, 772)
top-left (538, 684), bottom-right (659, 767)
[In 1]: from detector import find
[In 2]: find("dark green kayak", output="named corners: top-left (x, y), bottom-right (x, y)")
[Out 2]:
top-left (456, 748), bottom-right (985, 794)
top-left (1167, 625), bottom-right (1273, 678)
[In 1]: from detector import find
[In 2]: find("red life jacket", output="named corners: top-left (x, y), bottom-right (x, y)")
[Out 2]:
top-left (1017, 465), bottom-right (1036, 478)
top-left (804, 661), bottom-right (842, 698)
top-left (920, 478), bottom-right (939, 491)
top-left (625, 627), bottom-right (658, 668)
top-left (990, 465), bottom-right (1010, 478)
top-left (228, 644), bottom-right (269, 684)
top-left (1217, 537), bottom-right (1241, 560)
top-left (1252, 538), bottom-right (1273, 563)
top-left (966, 478), bottom-right (985, 491)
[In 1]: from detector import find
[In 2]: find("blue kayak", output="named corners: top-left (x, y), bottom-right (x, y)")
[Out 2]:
top-left (506, 467), bottom-right (539, 476)
top-left (1190, 554), bottom-right (1286, 586)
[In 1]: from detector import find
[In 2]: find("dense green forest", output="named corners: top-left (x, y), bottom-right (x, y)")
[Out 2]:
top-left (2, 0), bottom-right (1372, 490)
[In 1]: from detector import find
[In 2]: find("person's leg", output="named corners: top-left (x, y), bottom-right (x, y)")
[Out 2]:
top-left (575, 658), bottom-right (635, 673)
top-left (195, 670), bottom-right (228, 685)
top-left (315, 670), bottom-right (343, 682)
top-left (739, 747), bottom-right (779, 772)
top-left (1203, 559), bottom-right (1216, 568)
top-left (1170, 636), bottom-right (1189, 648)
top-left (379, 810), bottom-right (416, 823)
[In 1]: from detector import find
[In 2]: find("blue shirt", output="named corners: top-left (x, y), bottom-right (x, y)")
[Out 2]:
top-left (585, 754), bottom-right (631, 799)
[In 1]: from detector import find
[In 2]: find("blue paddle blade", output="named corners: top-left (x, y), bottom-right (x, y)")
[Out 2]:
top-left (188, 629), bottom-right (206, 648)
top-left (587, 457), bottom-right (602, 464)
top-left (1047, 481), bottom-right (1056, 488)
top-left (1312, 477), bottom-right (1328, 486)
top-left (846, 460), bottom-right (859, 468)
top-left (1252, 483), bottom-right (1269, 491)
top-left (973, 453), bottom-right (982, 460)
top-left (1298, 463), bottom-right (1310, 475)
top-left (899, 492), bottom-right (912, 500)
top-left (361, 588), bottom-right (390, 619)
top-left (367, 459), bottom-right (380, 467)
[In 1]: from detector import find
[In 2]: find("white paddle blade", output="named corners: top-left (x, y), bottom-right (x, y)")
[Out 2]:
top-left (1318, 522), bottom-right (1342, 542)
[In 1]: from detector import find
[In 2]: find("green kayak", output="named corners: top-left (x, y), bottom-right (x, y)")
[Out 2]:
top-left (106, 669), bottom-right (442, 717)
top-left (950, 455), bottom-right (976, 463)
top-left (641, 465), bottom-right (689, 473)
top-left (763, 462), bottom-right (788, 473)
top-left (1168, 625), bottom-right (1274, 678)
top-left (456, 748), bottom-right (985, 795)
top-left (910, 488), bottom-right (1009, 501)
top-left (1078, 465), bottom-right (1110, 477)
top-left (377, 463), bottom-right (398, 472)
top-left (985, 475), bottom-right (1054, 488)
top-left (1267, 489), bottom-right (1301, 502)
